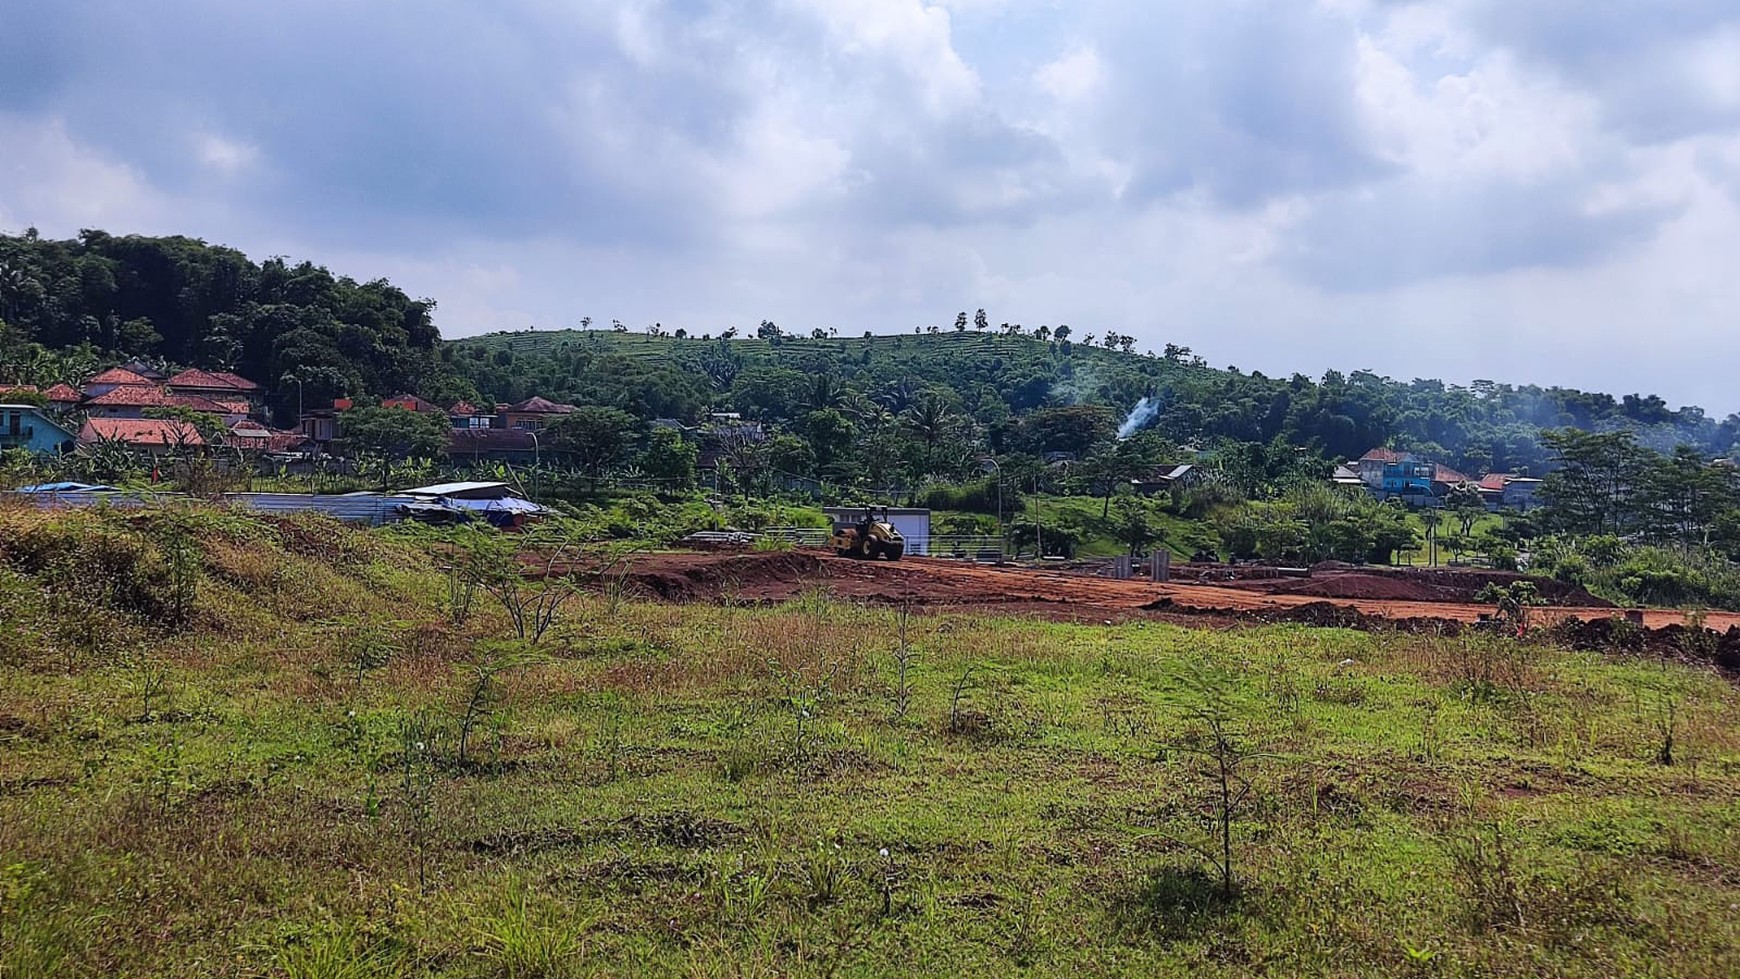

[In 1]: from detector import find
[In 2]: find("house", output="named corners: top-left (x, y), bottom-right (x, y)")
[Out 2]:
top-left (1476, 473), bottom-right (1543, 511)
top-left (449, 401), bottom-right (492, 429)
top-left (0, 404), bottom-right (77, 455)
top-left (223, 420), bottom-right (307, 454)
top-left (298, 398), bottom-right (353, 448)
top-left (1130, 463), bottom-right (1205, 495)
top-left (42, 384), bottom-right (82, 412)
top-left (498, 396), bottom-right (576, 431)
top-left (1331, 464), bottom-right (1364, 488)
top-left (165, 369), bottom-right (263, 411)
top-left (77, 417), bottom-right (205, 456)
top-left (448, 427), bottom-right (539, 463)
top-left (381, 393), bottom-right (446, 414)
top-left (82, 367), bottom-right (156, 398)
top-left (82, 386), bottom-right (247, 424)
top-left (1357, 447), bottom-right (1410, 489)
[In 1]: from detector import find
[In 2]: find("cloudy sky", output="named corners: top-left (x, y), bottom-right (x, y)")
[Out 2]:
top-left (3, 1), bottom-right (1739, 409)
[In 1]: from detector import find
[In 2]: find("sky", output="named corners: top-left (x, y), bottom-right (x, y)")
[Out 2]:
top-left (3, 0), bottom-right (1739, 411)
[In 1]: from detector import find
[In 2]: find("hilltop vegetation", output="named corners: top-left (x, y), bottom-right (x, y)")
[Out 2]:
top-left (449, 327), bottom-right (1740, 476)
top-left (2, 502), bottom-right (1738, 976)
top-left (0, 230), bottom-right (454, 417)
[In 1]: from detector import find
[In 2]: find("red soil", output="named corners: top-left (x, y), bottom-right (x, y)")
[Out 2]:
top-left (608, 549), bottom-right (1736, 633)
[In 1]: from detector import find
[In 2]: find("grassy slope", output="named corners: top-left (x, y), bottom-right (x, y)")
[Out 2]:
top-left (2, 505), bottom-right (1738, 977)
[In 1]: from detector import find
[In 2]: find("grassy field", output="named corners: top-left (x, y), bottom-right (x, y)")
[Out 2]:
top-left (2, 504), bottom-right (1738, 977)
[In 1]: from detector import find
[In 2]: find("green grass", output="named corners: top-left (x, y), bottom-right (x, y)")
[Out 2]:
top-left (2, 503), bottom-right (1738, 976)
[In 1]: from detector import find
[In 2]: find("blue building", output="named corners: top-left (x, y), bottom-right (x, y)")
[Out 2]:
top-left (0, 404), bottom-right (76, 456)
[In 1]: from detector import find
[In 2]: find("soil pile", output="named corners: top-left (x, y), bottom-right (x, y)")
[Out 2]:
top-left (629, 550), bottom-right (826, 601)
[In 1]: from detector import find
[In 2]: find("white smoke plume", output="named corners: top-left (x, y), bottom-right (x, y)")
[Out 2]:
top-left (1116, 397), bottom-right (1158, 440)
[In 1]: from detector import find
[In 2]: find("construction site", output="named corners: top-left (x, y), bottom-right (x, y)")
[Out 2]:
top-left (606, 547), bottom-right (1740, 670)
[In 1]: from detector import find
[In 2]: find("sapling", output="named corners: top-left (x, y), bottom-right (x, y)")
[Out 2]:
top-left (1158, 660), bottom-right (1274, 898)
top-left (454, 645), bottom-right (536, 768)
top-left (890, 604), bottom-right (919, 722)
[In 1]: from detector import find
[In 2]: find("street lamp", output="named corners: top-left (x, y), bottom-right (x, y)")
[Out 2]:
top-left (979, 456), bottom-right (1003, 559)
top-left (281, 374), bottom-right (304, 424)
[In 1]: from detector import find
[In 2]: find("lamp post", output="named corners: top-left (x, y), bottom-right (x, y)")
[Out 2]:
top-left (281, 374), bottom-right (304, 424)
top-left (980, 456), bottom-right (1003, 559)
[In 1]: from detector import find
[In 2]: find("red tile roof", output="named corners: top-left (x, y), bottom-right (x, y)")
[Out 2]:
top-left (212, 371), bottom-right (260, 391)
top-left (78, 418), bottom-right (205, 447)
top-left (84, 386), bottom-right (232, 412)
top-left (43, 383), bottom-right (81, 402)
top-left (86, 367), bottom-right (155, 387)
top-left (166, 368), bottom-right (259, 392)
top-left (1433, 465), bottom-right (1471, 484)
top-left (0, 384), bottom-right (38, 395)
top-left (382, 394), bottom-right (444, 413)
top-left (1477, 473), bottom-right (1510, 492)
top-left (506, 396), bottom-right (575, 414)
top-left (1359, 447), bottom-right (1408, 463)
top-left (449, 400), bottom-right (478, 415)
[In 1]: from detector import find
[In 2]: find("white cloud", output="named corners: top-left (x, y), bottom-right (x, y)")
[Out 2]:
top-left (195, 133), bottom-right (258, 174)
top-left (1035, 44), bottom-right (1105, 103)
top-left (3, 0), bottom-right (1740, 410)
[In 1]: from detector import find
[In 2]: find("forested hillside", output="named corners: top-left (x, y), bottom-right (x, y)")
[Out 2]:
top-left (5, 228), bottom-right (1736, 478)
top-left (0, 230), bottom-right (454, 416)
top-left (450, 326), bottom-right (1740, 476)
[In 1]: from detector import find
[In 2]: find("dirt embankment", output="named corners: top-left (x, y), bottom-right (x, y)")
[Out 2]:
top-left (594, 549), bottom-right (1740, 675)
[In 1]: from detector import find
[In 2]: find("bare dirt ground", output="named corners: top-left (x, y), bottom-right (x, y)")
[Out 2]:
top-left (610, 549), bottom-right (1740, 632)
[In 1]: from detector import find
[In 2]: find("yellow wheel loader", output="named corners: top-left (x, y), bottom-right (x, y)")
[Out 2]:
top-left (828, 506), bottom-right (905, 560)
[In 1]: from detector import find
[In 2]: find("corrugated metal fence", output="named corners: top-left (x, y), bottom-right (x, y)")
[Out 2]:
top-left (3, 490), bottom-right (419, 526)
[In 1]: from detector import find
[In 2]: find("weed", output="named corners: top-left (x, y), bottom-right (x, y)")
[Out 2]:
top-left (769, 656), bottom-right (841, 765)
top-left (120, 649), bottom-right (171, 722)
top-left (889, 604), bottom-right (919, 723)
top-left (473, 883), bottom-right (578, 978)
top-left (397, 715), bottom-right (441, 892)
top-left (798, 839), bottom-right (851, 910)
top-left (1653, 694), bottom-right (1678, 766)
top-left (274, 925), bottom-right (407, 979)
top-left (1446, 820), bottom-right (1524, 932)
top-left (947, 663), bottom-right (977, 735)
top-left (454, 644), bottom-right (536, 769)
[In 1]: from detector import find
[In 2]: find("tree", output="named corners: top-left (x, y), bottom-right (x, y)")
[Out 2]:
top-left (902, 393), bottom-right (962, 476)
top-left (1109, 496), bottom-right (1164, 557)
top-left (954, 312), bottom-right (968, 332)
top-left (1539, 429), bottom-right (1651, 535)
top-left (757, 320), bottom-right (782, 340)
top-left (639, 428), bottom-right (697, 489)
top-left (973, 309), bottom-right (988, 332)
top-left (801, 409), bottom-right (857, 480)
top-left (1445, 483), bottom-right (1487, 537)
top-left (1053, 324), bottom-right (1070, 342)
top-left (337, 406), bottom-right (451, 459)
top-left (547, 406), bottom-right (642, 476)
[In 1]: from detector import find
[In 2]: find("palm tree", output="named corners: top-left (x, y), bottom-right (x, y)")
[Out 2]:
top-left (902, 394), bottom-right (956, 477)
